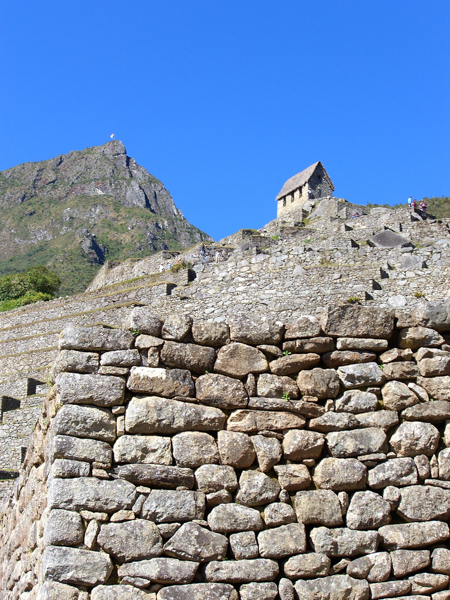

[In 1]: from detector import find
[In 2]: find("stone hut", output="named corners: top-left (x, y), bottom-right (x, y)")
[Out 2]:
top-left (276, 161), bottom-right (334, 217)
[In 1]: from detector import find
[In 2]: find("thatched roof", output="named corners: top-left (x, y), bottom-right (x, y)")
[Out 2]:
top-left (276, 161), bottom-right (334, 200)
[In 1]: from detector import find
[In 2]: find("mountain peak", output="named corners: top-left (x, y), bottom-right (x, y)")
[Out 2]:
top-left (101, 139), bottom-right (127, 156)
top-left (0, 143), bottom-right (211, 294)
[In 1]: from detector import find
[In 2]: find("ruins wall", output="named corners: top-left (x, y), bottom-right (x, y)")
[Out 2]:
top-left (0, 204), bottom-right (449, 499)
top-left (3, 303), bottom-right (450, 599)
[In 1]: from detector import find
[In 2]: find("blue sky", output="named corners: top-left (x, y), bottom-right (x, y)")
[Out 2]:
top-left (1, 1), bottom-right (449, 240)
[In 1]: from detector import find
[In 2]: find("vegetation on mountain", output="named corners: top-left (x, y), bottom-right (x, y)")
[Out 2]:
top-left (0, 266), bottom-right (61, 312)
top-left (0, 141), bottom-right (211, 295)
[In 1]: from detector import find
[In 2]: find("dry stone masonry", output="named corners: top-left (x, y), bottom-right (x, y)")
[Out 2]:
top-left (1, 198), bottom-right (449, 494)
top-left (3, 303), bottom-right (450, 599)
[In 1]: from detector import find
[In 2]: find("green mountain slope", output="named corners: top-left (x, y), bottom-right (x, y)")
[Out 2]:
top-left (0, 141), bottom-right (211, 294)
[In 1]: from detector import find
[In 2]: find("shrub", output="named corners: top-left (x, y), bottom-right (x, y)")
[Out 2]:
top-left (0, 266), bottom-right (60, 301)
top-left (347, 296), bottom-right (362, 305)
top-left (0, 291), bottom-right (53, 312)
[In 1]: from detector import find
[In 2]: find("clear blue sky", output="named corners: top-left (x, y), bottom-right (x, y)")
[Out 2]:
top-left (1, 1), bottom-right (449, 240)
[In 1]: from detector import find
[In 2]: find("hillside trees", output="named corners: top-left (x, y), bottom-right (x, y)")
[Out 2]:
top-left (0, 266), bottom-right (61, 311)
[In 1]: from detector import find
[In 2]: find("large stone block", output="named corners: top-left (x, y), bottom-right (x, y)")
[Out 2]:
top-left (59, 325), bottom-right (134, 351)
top-left (337, 362), bottom-right (385, 388)
top-left (196, 373), bottom-right (248, 408)
top-left (195, 464), bottom-right (238, 493)
top-left (214, 342), bottom-right (268, 378)
top-left (416, 376), bottom-right (450, 401)
top-left (192, 320), bottom-right (230, 346)
top-left (346, 491), bottom-right (391, 530)
top-left (258, 523), bottom-right (306, 559)
top-left (163, 522), bottom-right (228, 562)
top-left (204, 559), bottom-right (279, 583)
top-left (44, 510), bottom-right (84, 547)
top-left (127, 367), bottom-right (194, 398)
top-left (382, 361), bottom-right (419, 380)
top-left (390, 421), bottom-right (440, 456)
top-left (381, 381), bottom-right (419, 411)
top-left (127, 307), bottom-right (164, 336)
top-left (335, 390), bottom-right (378, 414)
top-left (309, 412), bottom-right (360, 432)
top-left (313, 458), bottom-right (367, 491)
top-left (282, 429), bottom-right (325, 460)
top-left (337, 338), bottom-right (388, 351)
top-left (172, 432), bottom-right (219, 468)
top-left (269, 353), bottom-right (321, 376)
top-left (284, 552), bottom-right (331, 579)
top-left (378, 521), bottom-right (450, 549)
top-left (113, 464), bottom-right (194, 488)
top-left (355, 410), bottom-right (399, 431)
top-left (229, 314), bottom-right (284, 345)
top-left (54, 404), bottom-right (116, 443)
top-left (100, 349), bottom-right (141, 367)
top-left (398, 326), bottom-right (445, 349)
top-left (48, 477), bottom-right (136, 512)
top-left (118, 557), bottom-right (198, 584)
top-left (274, 464), bottom-right (312, 491)
top-left (367, 229), bottom-right (411, 248)
top-left (156, 583), bottom-right (237, 600)
top-left (256, 373), bottom-right (299, 399)
top-left (297, 367), bottom-right (340, 398)
top-left (56, 373), bottom-right (125, 407)
top-left (141, 490), bottom-right (205, 523)
top-left (368, 458), bottom-right (418, 488)
top-left (412, 300), bottom-right (450, 332)
top-left (208, 504), bottom-right (264, 533)
top-left (54, 349), bottom-right (99, 374)
top-left (125, 396), bottom-right (226, 434)
top-left (217, 431), bottom-right (255, 468)
top-left (43, 546), bottom-right (113, 586)
top-left (417, 351), bottom-right (450, 377)
top-left (239, 582), bottom-right (278, 600)
top-left (52, 435), bottom-right (112, 465)
top-left (326, 428), bottom-right (387, 458)
top-left (322, 351), bottom-right (376, 368)
top-left (252, 435), bottom-right (282, 472)
top-left (396, 485), bottom-right (450, 521)
top-left (284, 315), bottom-right (322, 339)
top-left (293, 490), bottom-right (343, 527)
top-left (294, 575), bottom-right (370, 600)
top-left (264, 502), bottom-right (296, 527)
top-left (391, 549), bottom-right (431, 577)
top-left (113, 435), bottom-right (172, 465)
top-left (161, 314), bottom-right (193, 341)
top-left (97, 519), bottom-right (163, 562)
top-left (52, 458), bottom-right (90, 478)
top-left (161, 341), bottom-right (216, 374)
top-left (402, 400), bottom-right (450, 422)
top-left (37, 581), bottom-right (81, 600)
top-left (91, 585), bottom-right (155, 600)
top-left (322, 305), bottom-right (394, 339)
top-left (310, 527), bottom-right (379, 557)
top-left (235, 470), bottom-right (280, 506)
top-left (229, 531), bottom-right (259, 559)
top-left (227, 409), bottom-right (305, 432)
top-left (346, 552), bottom-right (391, 583)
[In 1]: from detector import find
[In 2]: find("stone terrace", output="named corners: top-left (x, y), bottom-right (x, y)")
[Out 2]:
top-left (0, 200), bottom-right (449, 489)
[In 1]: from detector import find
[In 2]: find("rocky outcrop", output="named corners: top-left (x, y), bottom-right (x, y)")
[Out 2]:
top-left (0, 140), bottom-right (211, 294)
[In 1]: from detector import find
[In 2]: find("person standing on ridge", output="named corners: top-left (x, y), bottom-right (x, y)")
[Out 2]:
top-left (407, 196), bottom-right (412, 207)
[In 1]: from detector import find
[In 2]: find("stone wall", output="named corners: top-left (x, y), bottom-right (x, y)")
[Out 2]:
top-left (3, 303), bottom-right (450, 599)
top-left (0, 201), bottom-right (449, 503)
